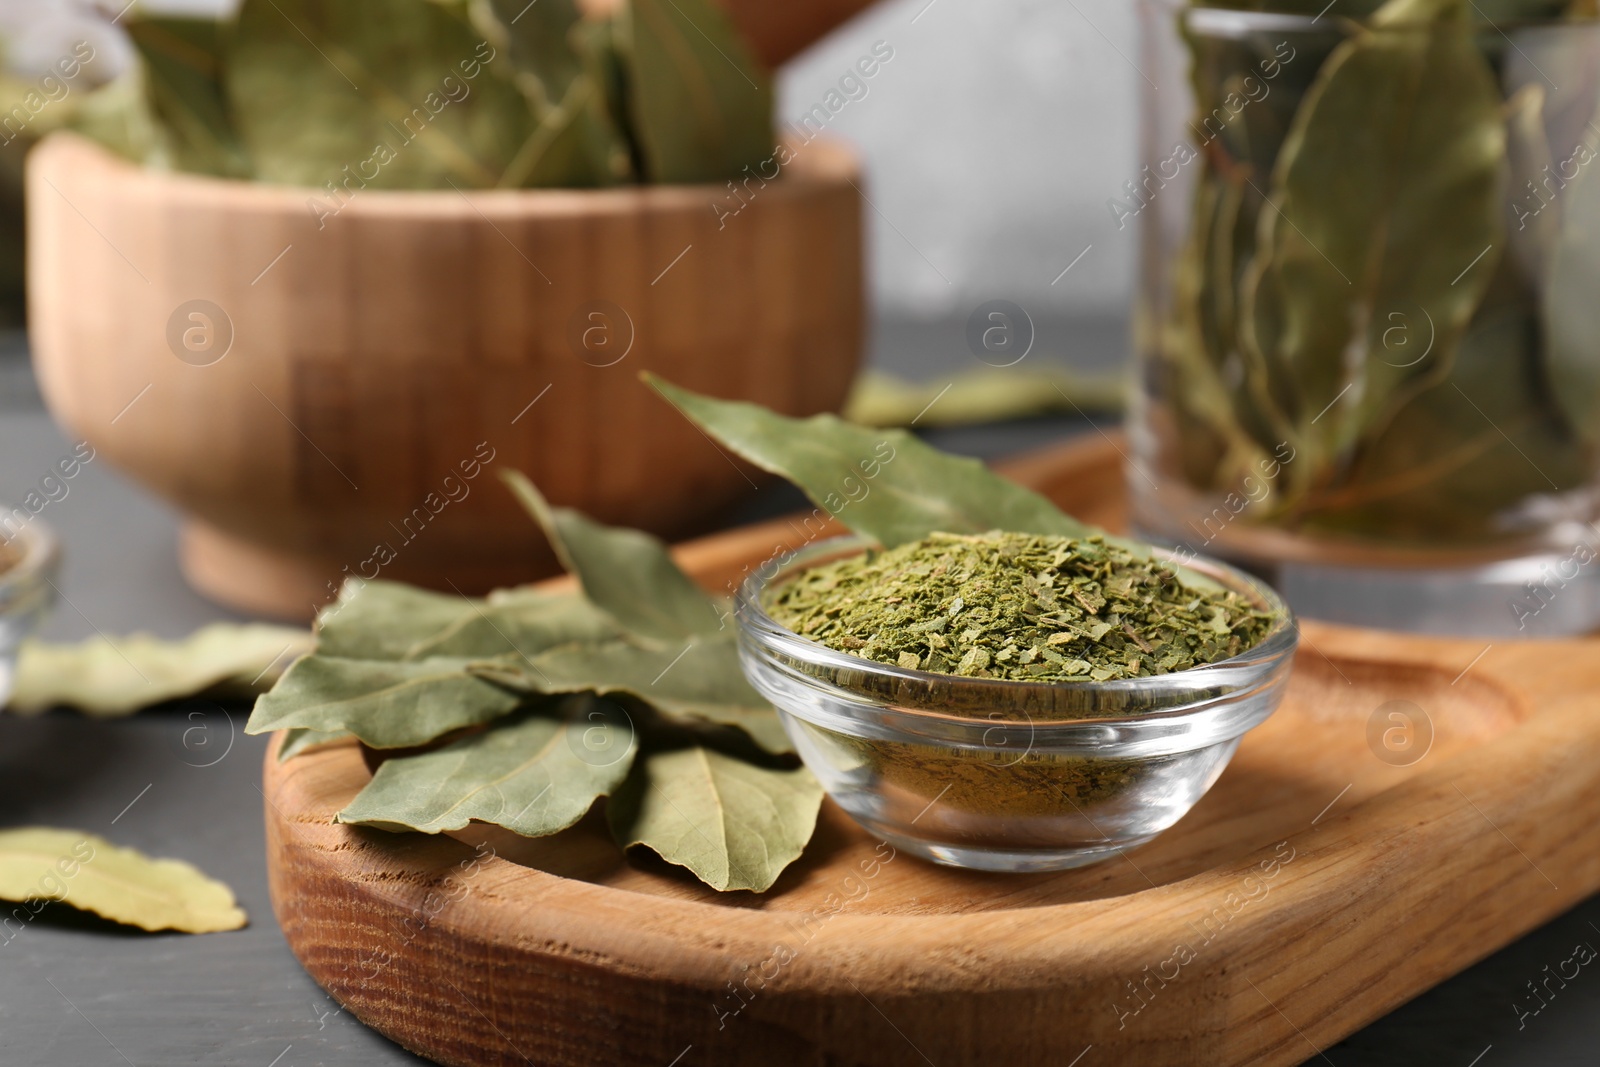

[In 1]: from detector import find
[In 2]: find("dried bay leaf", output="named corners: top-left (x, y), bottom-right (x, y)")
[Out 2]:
top-left (616, 0), bottom-right (774, 183)
top-left (406, 588), bottom-right (625, 659)
top-left (481, 635), bottom-right (791, 754)
top-left (497, 74), bottom-right (620, 187)
top-left (313, 580), bottom-right (485, 660)
top-left (337, 696), bottom-right (636, 836)
top-left (0, 828), bottom-right (245, 933)
top-left (488, 0), bottom-right (585, 108)
top-left (607, 747), bottom-right (822, 892)
top-left (63, 68), bottom-right (164, 166)
top-left (487, 0), bottom-right (622, 190)
top-left (571, 16), bottom-right (641, 181)
top-left (1243, 0), bottom-right (1505, 476)
top-left (315, 579), bottom-right (622, 662)
top-left (9, 624), bottom-right (312, 716)
top-left (227, 0), bottom-right (536, 189)
top-left (1298, 306), bottom-right (1588, 538)
top-left (502, 471), bottom-right (725, 641)
top-left (648, 376), bottom-right (1229, 592)
top-left (646, 375), bottom-right (1093, 547)
top-left (246, 655), bottom-right (525, 748)
top-left (125, 14), bottom-right (251, 177)
top-left (1156, 170), bottom-right (1281, 493)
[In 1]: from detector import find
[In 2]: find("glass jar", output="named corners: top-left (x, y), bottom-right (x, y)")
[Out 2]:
top-left (1132, 0), bottom-right (1600, 635)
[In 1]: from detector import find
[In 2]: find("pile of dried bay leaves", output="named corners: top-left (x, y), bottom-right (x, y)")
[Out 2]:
top-left (1153, 0), bottom-right (1600, 545)
top-left (75, 0), bottom-right (771, 188)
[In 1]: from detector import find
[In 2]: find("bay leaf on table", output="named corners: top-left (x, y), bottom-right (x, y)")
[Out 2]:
top-left (645, 375), bottom-right (1093, 547)
top-left (478, 635), bottom-right (791, 754)
top-left (501, 471), bottom-right (725, 641)
top-left (614, 0), bottom-right (773, 183)
top-left (337, 695), bottom-right (636, 836)
top-left (0, 828), bottom-right (246, 933)
top-left (9, 624), bottom-right (312, 716)
top-left (246, 655), bottom-right (525, 748)
top-left (841, 366), bottom-right (1125, 428)
top-left (124, 14), bottom-right (251, 177)
top-left (1241, 0), bottom-right (1505, 478)
top-left (227, 0), bottom-right (536, 189)
top-left (606, 746), bottom-right (822, 893)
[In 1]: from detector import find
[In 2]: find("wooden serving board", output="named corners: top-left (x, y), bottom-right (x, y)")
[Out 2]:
top-left (263, 434), bottom-right (1600, 1067)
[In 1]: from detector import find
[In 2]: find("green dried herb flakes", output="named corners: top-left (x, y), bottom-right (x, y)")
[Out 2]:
top-left (767, 532), bottom-right (1273, 683)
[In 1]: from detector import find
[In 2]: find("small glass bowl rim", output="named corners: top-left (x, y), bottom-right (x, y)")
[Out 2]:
top-left (733, 533), bottom-right (1297, 731)
top-left (0, 511), bottom-right (60, 611)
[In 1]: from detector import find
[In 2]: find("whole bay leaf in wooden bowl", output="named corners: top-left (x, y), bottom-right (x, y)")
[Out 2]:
top-left (25, 130), bottom-right (863, 618)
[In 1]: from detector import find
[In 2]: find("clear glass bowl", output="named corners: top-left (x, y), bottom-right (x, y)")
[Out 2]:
top-left (0, 516), bottom-right (60, 705)
top-left (734, 537), bottom-right (1298, 872)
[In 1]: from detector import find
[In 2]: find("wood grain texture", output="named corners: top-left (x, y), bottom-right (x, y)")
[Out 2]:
top-left (262, 434), bottom-right (1600, 1067)
top-left (26, 134), bottom-right (864, 620)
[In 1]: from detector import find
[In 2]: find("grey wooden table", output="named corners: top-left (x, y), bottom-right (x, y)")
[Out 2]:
top-left (2, 364), bottom-right (1597, 1066)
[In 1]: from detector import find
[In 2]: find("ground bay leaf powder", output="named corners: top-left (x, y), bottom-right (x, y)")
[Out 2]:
top-left (767, 531), bottom-right (1274, 682)
top-left (765, 531), bottom-right (1279, 826)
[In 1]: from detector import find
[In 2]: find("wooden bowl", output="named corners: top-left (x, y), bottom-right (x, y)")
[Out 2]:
top-left (26, 133), bottom-right (863, 619)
